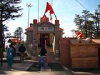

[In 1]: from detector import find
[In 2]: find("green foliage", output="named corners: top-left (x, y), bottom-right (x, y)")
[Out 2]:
top-left (74, 7), bottom-right (100, 38)
top-left (14, 27), bottom-right (23, 41)
top-left (0, 0), bottom-right (22, 22)
top-left (0, 0), bottom-right (22, 47)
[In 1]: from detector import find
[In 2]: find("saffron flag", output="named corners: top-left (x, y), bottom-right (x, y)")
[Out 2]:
top-left (75, 31), bottom-right (85, 38)
top-left (40, 14), bottom-right (49, 22)
top-left (43, 2), bottom-right (57, 20)
top-left (45, 2), bottom-right (54, 14)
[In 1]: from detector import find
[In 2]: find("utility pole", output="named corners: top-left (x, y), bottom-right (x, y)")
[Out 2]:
top-left (26, 3), bottom-right (32, 27)
top-left (38, 0), bottom-right (39, 22)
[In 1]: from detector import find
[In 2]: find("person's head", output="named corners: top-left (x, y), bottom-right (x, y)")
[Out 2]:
top-left (9, 44), bottom-right (13, 47)
top-left (41, 46), bottom-right (45, 50)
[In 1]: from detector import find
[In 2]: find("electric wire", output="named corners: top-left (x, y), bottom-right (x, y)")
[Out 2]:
top-left (76, 0), bottom-right (88, 10)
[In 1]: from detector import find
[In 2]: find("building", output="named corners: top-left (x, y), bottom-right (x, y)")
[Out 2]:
top-left (25, 19), bottom-right (64, 57)
top-left (25, 18), bottom-right (100, 69)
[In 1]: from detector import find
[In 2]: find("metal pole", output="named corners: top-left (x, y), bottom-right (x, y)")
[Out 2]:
top-left (38, 0), bottom-right (39, 22)
top-left (26, 3), bottom-right (32, 27)
top-left (51, 0), bottom-right (53, 6)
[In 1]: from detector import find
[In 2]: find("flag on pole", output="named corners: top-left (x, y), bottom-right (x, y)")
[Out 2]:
top-left (45, 2), bottom-right (54, 14)
top-left (44, 2), bottom-right (57, 20)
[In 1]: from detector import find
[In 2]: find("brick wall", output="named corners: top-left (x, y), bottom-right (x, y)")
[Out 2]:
top-left (60, 38), bottom-right (99, 68)
top-left (71, 44), bottom-right (98, 68)
top-left (60, 38), bottom-right (71, 67)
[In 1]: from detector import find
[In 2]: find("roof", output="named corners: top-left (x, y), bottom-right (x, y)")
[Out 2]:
top-left (70, 38), bottom-right (100, 45)
top-left (59, 27), bottom-right (63, 31)
top-left (8, 38), bottom-right (23, 43)
top-left (25, 25), bottom-right (33, 31)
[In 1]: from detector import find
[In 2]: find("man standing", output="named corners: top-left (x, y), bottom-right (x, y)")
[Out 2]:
top-left (37, 46), bottom-right (47, 69)
top-left (18, 44), bottom-right (26, 62)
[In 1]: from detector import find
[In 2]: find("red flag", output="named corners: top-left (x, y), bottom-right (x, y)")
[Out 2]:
top-left (45, 2), bottom-right (54, 14)
top-left (40, 14), bottom-right (49, 22)
top-left (50, 14), bottom-right (52, 20)
top-left (75, 31), bottom-right (85, 38)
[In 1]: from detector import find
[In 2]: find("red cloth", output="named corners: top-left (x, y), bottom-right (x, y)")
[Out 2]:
top-left (75, 31), bottom-right (85, 38)
top-left (45, 2), bottom-right (54, 14)
top-left (40, 14), bottom-right (49, 22)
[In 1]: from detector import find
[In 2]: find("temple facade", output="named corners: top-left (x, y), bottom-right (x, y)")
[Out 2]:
top-left (25, 19), bottom-right (64, 59)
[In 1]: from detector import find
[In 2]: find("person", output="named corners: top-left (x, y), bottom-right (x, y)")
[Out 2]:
top-left (12, 45), bottom-right (16, 57)
top-left (18, 44), bottom-right (26, 62)
top-left (0, 45), bottom-right (4, 66)
top-left (6, 44), bottom-right (14, 68)
top-left (37, 46), bottom-right (47, 69)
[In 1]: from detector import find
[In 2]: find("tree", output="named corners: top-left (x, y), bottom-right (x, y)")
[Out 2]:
top-left (74, 10), bottom-right (94, 38)
top-left (14, 27), bottom-right (23, 41)
top-left (0, 0), bottom-right (22, 47)
top-left (74, 14), bottom-right (84, 31)
top-left (90, 5), bottom-right (100, 37)
top-left (74, 5), bottom-right (100, 38)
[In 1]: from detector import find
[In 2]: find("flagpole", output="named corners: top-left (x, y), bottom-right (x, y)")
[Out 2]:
top-left (51, 0), bottom-right (57, 20)
top-left (51, 0), bottom-right (53, 6)
top-left (54, 12), bottom-right (57, 20)
top-left (38, 0), bottom-right (39, 22)
top-left (51, 0), bottom-right (53, 22)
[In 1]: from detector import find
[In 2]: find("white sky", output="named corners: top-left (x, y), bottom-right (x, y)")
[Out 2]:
top-left (4, 0), bottom-right (100, 40)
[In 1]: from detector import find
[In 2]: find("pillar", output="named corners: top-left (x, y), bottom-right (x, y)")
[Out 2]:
top-left (32, 19), bottom-right (38, 56)
top-left (55, 20), bottom-right (60, 60)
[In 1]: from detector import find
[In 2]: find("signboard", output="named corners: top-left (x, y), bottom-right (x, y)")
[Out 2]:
top-left (38, 27), bottom-right (54, 31)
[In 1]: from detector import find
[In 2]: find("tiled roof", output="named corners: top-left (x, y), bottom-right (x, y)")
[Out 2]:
top-left (59, 27), bottom-right (63, 31)
top-left (8, 38), bottom-right (23, 43)
top-left (25, 25), bottom-right (33, 31)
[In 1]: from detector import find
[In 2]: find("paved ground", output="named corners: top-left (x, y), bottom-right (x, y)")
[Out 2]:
top-left (1, 58), bottom-right (100, 75)
top-left (0, 60), bottom-right (71, 75)
top-left (2, 51), bottom-right (100, 75)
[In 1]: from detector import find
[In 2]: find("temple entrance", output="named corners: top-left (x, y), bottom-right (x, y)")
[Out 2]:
top-left (32, 19), bottom-right (60, 61)
top-left (40, 34), bottom-right (50, 47)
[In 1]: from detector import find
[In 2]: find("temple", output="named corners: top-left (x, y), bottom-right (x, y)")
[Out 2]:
top-left (25, 18), bottom-right (64, 60)
top-left (25, 17), bottom-right (100, 69)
